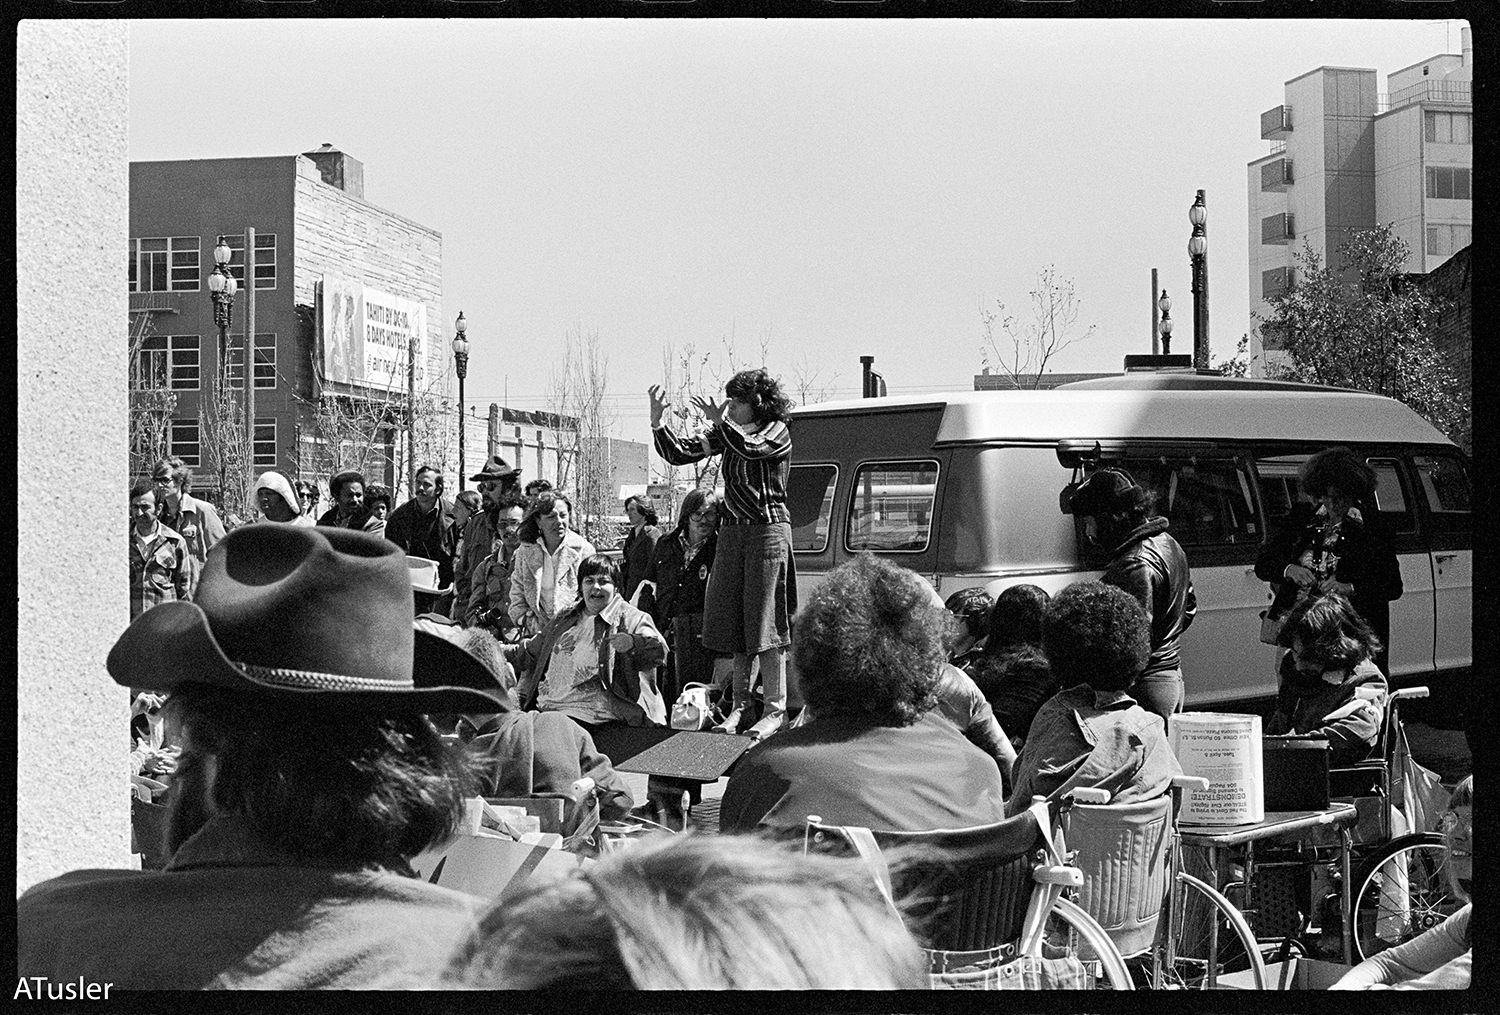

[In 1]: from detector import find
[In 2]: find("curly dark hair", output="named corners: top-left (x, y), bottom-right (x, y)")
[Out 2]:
top-left (983, 584), bottom-right (1050, 657)
top-left (329, 469), bottom-right (366, 501)
top-left (163, 684), bottom-right (479, 871)
top-left (364, 484), bottom-right (392, 512)
top-left (1043, 581), bottom-right (1150, 692)
top-left (130, 477), bottom-right (157, 503)
top-left (1299, 447), bottom-right (1377, 504)
top-left (793, 555), bottom-right (948, 726)
top-left (724, 368), bottom-right (794, 424)
top-left (1276, 592), bottom-right (1382, 670)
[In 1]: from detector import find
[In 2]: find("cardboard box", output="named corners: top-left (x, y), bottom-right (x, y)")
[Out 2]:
top-left (1215, 956), bottom-right (1354, 989)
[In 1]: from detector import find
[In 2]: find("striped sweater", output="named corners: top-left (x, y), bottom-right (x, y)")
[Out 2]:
top-left (653, 418), bottom-right (792, 524)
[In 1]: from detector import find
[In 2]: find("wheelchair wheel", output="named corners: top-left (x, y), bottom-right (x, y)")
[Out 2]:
top-left (1050, 896), bottom-right (1134, 989)
top-left (1153, 871), bottom-right (1267, 989)
top-left (1349, 833), bottom-right (1456, 962)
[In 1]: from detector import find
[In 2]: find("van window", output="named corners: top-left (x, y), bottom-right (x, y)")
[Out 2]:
top-left (1414, 455), bottom-right (1471, 514)
top-left (1255, 455), bottom-right (1307, 526)
top-left (847, 461), bottom-right (939, 553)
top-left (1113, 457), bottom-right (1258, 546)
top-left (1367, 459), bottom-right (1416, 534)
top-left (788, 464), bottom-right (837, 553)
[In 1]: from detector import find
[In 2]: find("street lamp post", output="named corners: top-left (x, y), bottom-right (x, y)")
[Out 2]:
top-left (1189, 190), bottom-right (1209, 369)
top-left (452, 312), bottom-right (470, 492)
top-left (1157, 290), bottom-right (1174, 355)
top-left (206, 236), bottom-right (238, 392)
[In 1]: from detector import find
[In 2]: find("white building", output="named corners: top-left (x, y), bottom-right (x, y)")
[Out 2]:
top-left (1246, 27), bottom-right (1472, 372)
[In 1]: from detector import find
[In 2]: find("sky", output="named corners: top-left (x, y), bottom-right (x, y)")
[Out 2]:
top-left (129, 17), bottom-right (1469, 443)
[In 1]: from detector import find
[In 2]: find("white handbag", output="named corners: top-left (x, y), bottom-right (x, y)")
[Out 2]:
top-left (670, 682), bottom-right (716, 731)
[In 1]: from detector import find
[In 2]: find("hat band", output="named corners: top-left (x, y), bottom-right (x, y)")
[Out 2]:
top-left (235, 662), bottom-right (415, 692)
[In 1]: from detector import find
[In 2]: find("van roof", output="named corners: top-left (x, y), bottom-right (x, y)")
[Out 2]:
top-left (792, 377), bottom-right (1454, 447)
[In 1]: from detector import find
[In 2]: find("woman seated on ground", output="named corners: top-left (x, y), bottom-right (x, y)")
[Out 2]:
top-left (413, 616), bottom-right (635, 822)
top-left (964, 584), bottom-right (1056, 749)
top-left (1006, 581), bottom-right (1181, 816)
top-left (1268, 592), bottom-right (1387, 767)
top-left (718, 554), bottom-right (1007, 835)
top-left (512, 554), bottom-right (668, 733)
top-left (440, 834), bottom-right (927, 989)
top-left (1331, 775), bottom-right (1471, 990)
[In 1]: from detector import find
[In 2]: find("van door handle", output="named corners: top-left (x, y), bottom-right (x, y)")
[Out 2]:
top-left (1435, 553), bottom-right (1457, 564)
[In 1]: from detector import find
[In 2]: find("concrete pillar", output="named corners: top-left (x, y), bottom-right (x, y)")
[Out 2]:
top-left (18, 20), bottom-right (133, 890)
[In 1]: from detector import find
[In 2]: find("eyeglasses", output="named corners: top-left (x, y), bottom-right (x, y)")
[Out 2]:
top-left (151, 476), bottom-right (172, 485)
top-left (580, 576), bottom-right (615, 588)
top-left (480, 482), bottom-right (501, 492)
top-left (691, 509), bottom-right (718, 521)
top-left (1440, 811), bottom-right (1471, 837)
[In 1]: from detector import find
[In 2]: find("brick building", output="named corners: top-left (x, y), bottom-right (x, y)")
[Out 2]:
top-left (128, 145), bottom-right (451, 505)
top-left (1415, 243), bottom-right (1472, 393)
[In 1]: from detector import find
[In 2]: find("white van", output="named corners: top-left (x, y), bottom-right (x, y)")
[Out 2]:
top-left (785, 374), bottom-right (1470, 709)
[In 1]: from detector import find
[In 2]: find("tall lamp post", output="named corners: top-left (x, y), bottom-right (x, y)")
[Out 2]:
top-left (452, 312), bottom-right (469, 491)
top-left (206, 236), bottom-right (238, 392)
top-left (1157, 290), bottom-right (1173, 355)
top-left (1189, 190), bottom-right (1209, 369)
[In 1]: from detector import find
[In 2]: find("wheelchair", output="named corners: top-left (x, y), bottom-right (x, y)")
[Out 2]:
top-left (802, 798), bottom-right (1135, 989)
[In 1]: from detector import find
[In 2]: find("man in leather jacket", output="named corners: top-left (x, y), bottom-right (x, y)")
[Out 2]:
top-left (1069, 468), bottom-right (1197, 723)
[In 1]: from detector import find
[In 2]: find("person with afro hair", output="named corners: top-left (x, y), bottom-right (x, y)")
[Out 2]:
top-left (1005, 581), bottom-right (1181, 816)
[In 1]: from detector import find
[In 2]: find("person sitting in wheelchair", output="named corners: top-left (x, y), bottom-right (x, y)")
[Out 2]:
top-left (1268, 593), bottom-right (1387, 766)
top-left (1006, 581), bottom-right (1182, 816)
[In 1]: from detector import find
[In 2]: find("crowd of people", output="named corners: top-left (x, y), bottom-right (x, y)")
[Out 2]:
top-left (81, 403), bottom-right (1456, 989)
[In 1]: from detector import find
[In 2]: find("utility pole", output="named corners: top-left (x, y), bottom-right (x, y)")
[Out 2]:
top-left (244, 227), bottom-right (256, 493)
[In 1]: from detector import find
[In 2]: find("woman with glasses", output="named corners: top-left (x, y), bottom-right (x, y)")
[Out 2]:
top-left (1332, 775), bottom-right (1472, 990)
top-left (513, 554), bottom-right (668, 731)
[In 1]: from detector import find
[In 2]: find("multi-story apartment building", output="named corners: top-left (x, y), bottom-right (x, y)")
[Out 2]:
top-left (1246, 28), bottom-right (1473, 372)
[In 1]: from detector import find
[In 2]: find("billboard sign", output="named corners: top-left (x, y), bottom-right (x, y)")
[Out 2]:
top-left (320, 275), bottom-right (429, 392)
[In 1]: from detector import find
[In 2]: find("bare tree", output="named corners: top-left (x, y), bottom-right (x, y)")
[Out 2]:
top-left (127, 309), bottom-right (177, 478)
top-left (789, 351), bottom-right (840, 407)
top-left (548, 327), bottom-right (619, 547)
top-left (980, 266), bottom-right (1098, 388)
top-left (199, 376), bottom-right (251, 522)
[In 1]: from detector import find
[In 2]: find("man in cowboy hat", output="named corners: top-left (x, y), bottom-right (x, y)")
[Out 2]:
top-left (453, 454), bottom-right (523, 622)
top-left (17, 525), bottom-right (507, 990)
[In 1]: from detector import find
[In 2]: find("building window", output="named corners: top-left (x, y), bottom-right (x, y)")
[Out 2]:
top-left (134, 334), bottom-right (201, 391)
top-left (1261, 266), bottom-right (1294, 299)
top-left (220, 233), bottom-right (277, 289)
top-left (254, 416), bottom-right (277, 468)
top-left (1425, 111), bottom-right (1472, 145)
top-left (1425, 166), bottom-right (1472, 200)
top-left (1426, 223), bottom-right (1472, 257)
top-left (170, 418), bottom-right (201, 467)
top-left (129, 237), bottom-right (200, 293)
top-left (226, 333), bottom-right (277, 390)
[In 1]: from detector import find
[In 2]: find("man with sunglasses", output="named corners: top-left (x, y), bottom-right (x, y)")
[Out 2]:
top-left (150, 456), bottom-right (226, 598)
top-left (453, 455), bottom-right (522, 624)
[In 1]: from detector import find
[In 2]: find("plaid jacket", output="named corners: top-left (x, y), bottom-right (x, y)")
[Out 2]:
top-left (129, 523), bottom-right (191, 619)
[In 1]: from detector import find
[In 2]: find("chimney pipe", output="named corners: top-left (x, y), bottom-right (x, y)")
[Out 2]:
top-left (860, 356), bottom-right (874, 398)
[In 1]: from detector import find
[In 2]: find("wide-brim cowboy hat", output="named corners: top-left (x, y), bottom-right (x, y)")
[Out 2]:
top-left (108, 525), bottom-right (505, 715)
top-left (470, 453), bottom-right (521, 483)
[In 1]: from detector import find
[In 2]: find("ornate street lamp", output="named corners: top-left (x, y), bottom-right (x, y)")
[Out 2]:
top-left (206, 235), bottom-right (238, 388)
top-left (1188, 191), bottom-right (1209, 369)
top-left (1158, 290), bottom-right (1174, 356)
top-left (452, 312), bottom-right (470, 491)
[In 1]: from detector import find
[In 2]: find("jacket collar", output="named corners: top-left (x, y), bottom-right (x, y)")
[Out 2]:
top-left (165, 814), bottom-right (357, 872)
top-left (1106, 516), bottom-right (1169, 557)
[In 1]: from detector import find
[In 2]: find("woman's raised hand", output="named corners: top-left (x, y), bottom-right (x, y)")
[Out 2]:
top-left (648, 385), bottom-right (670, 428)
top-left (691, 394), bottom-right (726, 425)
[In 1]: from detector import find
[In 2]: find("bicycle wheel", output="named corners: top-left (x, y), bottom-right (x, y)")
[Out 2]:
top-left (1349, 833), bottom-right (1457, 962)
top-left (1051, 896), bottom-right (1135, 989)
top-left (1153, 872), bottom-right (1267, 989)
